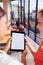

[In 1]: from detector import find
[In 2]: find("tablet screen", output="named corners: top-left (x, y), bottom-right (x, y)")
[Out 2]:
top-left (10, 31), bottom-right (24, 51)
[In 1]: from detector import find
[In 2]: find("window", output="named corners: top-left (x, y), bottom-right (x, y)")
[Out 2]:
top-left (25, 0), bottom-right (28, 35)
top-left (29, 0), bottom-right (36, 40)
top-left (10, 0), bottom-right (18, 22)
top-left (0, 2), bottom-right (3, 8)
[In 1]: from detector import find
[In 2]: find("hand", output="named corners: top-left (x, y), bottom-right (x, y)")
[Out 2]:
top-left (24, 37), bottom-right (30, 46)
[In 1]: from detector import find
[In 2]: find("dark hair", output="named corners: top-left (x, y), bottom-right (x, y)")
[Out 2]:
top-left (39, 9), bottom-right (43, 17)
top-left (16, 20), bottom-right (20, 26)
top-left (0, 7), bottom-right (6, 19)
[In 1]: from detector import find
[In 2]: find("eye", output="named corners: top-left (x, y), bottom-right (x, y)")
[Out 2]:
top-left (38, 22), bottom-right (41, 24)
top-left (37, 22), bottom-right (42, 25)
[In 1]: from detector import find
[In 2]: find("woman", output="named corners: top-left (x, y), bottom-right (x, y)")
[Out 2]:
top-left (0, 7), bottom-right (23, 65)
top-left (23, 9), bottom-right (43, 65)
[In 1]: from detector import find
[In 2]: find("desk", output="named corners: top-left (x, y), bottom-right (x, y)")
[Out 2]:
top-left (0, 35), bottom-right (10, 44)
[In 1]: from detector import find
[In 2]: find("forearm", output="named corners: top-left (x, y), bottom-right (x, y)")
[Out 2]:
top-left (27, 43), bottom-right (35, 56)
top-left (25, 37), bottom-right (35, 56)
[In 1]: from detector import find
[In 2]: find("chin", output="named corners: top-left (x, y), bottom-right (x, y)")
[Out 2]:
top-left (40, 32), bottom-right (43, 37)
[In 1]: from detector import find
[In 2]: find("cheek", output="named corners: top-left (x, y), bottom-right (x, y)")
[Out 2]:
top-left (40, 25), bottom-right (43, 29)
top-left (38, 25), bottom-right (42, 30)
top-left (39, 25), bottom-right (43, 34)
top-left (39, 27), bottom-right (42, 32)
top-left (0, 21), bottom-right (8, 35)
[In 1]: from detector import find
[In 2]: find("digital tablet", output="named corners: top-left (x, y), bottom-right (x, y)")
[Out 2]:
top-left (10, 31), bottom-right (25, 51)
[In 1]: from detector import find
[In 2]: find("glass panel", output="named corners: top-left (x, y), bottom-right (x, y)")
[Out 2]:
top-left (10, 0), bottom-right (18, 22)
top-left (18, 0), bottom-right (24, 22)
top-left (22, 0), bottom-right (24, 22)
top-left (38, 0), bottom-right (43, 10)
top-left (0, 2), bottom-right (3, 8)
top-left (25, 0), bottom-right (28, 35)
top-left (18, 0), bottom-right (21, 21)
top-left (29, 0), bottom-right (36, 40)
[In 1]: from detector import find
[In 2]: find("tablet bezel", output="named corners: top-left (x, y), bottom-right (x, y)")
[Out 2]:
top-left (10, 31), bottom-right (25, 51)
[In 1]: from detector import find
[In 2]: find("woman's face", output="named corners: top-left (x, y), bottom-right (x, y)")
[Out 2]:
top-left (19, 24), bottom-right (24, 29)
top-left (37, 13), bottom-right (43, 36)
top-left (0, 15), bottom-right (8, 36)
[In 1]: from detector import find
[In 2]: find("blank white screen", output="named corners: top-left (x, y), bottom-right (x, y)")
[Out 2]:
top-left (11, 33), bottom-right (24, 50)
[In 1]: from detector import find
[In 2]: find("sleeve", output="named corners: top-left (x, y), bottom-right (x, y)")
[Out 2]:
top-left (7, 61), bottom-right (23, 65)
top-left (7, 57), bottom-right (23, 65)
top-left (0, 50), bottom-right (23, 65)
